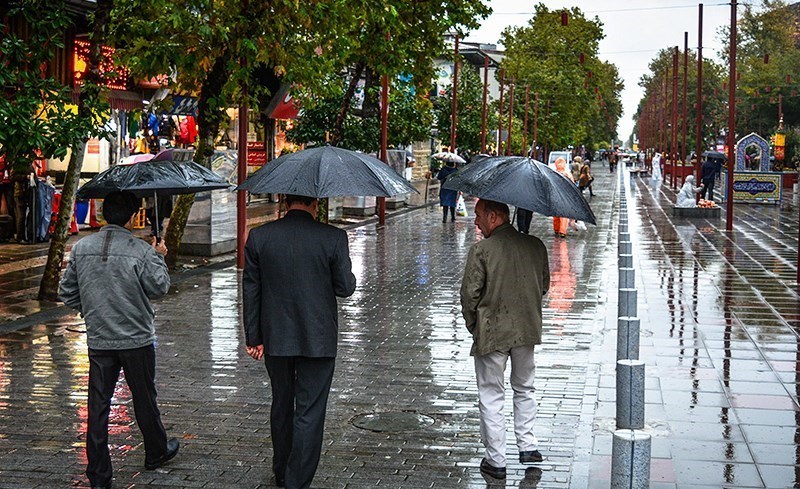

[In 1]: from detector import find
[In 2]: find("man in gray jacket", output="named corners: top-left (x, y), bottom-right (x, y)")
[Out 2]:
top-left (59, 191), bottom-right (178, 489)
top-left (460, 199), bottom-right (550, 480)
top-left (243, 194), bottom-right (356, 489)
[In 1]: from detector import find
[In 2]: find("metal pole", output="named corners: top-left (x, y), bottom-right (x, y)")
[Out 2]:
top-left (497, 68), bottom-right (505, 154)
top-left (506, 79), bottom-right (515, 156)
top-left (672, 47), bottom-right (679, 189)
top-left (481, 54), bottom-right (489, 153)
top-left (236, 83), bottom-right (248, 269)
top-left (533, 92), bottom-right (539, 160)
top-left (696, 3), bottom-right (704, 197)
top-left (683, 32), bottom-right (689, 168)
top-left (378, 73), bottom-right (389, 226)
top-left (523, 85), bottom-right (530, 157)
top-left (726, 0), bottom-right (737, 232)
top-left (450, 35), bottom-right (459, 153)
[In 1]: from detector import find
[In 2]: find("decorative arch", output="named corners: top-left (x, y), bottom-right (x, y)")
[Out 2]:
top-left (735, 133), bottom-right (770, 172)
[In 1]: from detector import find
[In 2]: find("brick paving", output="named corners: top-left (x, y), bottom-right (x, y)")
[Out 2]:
top-left (1, 164), bottom-right (799, 488)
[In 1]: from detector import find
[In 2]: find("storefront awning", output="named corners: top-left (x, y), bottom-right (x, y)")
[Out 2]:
top-left (108, 90), bottom-right (143, 111)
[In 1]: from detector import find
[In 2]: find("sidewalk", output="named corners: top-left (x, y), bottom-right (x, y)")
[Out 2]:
top-left (0, 198), bottom-right (428, 330)
top-left (0, 166), bottom-right (798, 488)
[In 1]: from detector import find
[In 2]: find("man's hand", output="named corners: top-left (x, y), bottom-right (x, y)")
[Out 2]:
top-left (152, 237), bottom-right (168, 256)
top-left (246, 344), bottom-right (264, 360)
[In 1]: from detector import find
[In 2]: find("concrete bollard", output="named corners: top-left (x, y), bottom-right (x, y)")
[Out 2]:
top-left (619, 267), bottom-right (635, 289)
top-left (619, 240), bottom-right (632, 255)
top-left (617, 317), bottom-right (641, 360)
top-left (618, 288), bottom-right (637, 317)
top-left (611, 429), bottom-right (651, 489)
top-left (616, 359), bottom-right (645, 429)
top-left (619, 254), bottom-right (633, 269)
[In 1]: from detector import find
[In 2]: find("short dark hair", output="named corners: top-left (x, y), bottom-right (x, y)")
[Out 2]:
top-left (284, 194), bottom-right (317, 207)
top-left (103, 191), bottom-right (140, 226)
top-left (481, 199), bottom-right (510, 219)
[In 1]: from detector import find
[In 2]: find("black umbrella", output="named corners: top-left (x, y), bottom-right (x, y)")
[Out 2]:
top-left (77, 150), bottom-right (231, 238)
top-left (237, 146), bottom-right (417, 197)
top-left (443, 156), bottom-right (596, 225)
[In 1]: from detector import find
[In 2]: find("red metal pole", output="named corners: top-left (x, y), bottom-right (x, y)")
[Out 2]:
top-left (683, 32), bottom-right (689, 168)
top-left (506, 79), bottom-right (515, 156)
top-left (672, 47), bottom-right (679, 189)
top-left (696, 3), bottom-right (704, 194)
top-left (378, 73), bottom-right (388, 226)
top-left (727, 0), bottom-right (737, 233)
top-left (236, 76), bottom-right (248, 269)
top-left (450, 35), bottom-right (459, 153)
top-left (481, 54), bottom-right (489, 153)
top-left (523, 85), bottom-right (530, 157)
top-left (497, 68), bottom-right (505, 155)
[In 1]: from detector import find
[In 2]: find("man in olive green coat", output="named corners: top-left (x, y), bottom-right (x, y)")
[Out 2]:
top-left (460, 199), bottom-right (550, 480)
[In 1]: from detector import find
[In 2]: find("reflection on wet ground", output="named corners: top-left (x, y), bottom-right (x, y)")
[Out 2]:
top-left (589, 171), bottom-right (800, 488)
top-left (0, 167), bottom-right (799, 487)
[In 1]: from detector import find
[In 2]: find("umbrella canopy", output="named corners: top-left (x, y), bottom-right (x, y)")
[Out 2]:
top-left (443, 156), bottom-right (596, 225)
top-left (432, 152), bottom-right (467, 165)
top-left (237, 146), bottom-right (417, 197)
top-left (702, 151), bottom-right (726, 161)
top-left (120, 154), bottom-right (155, 166)
top-left (77, 154), bottom-right (232, 199)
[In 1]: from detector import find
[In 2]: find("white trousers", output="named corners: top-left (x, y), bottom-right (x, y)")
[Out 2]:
top-left (474, 345), bottom-right (538, 467)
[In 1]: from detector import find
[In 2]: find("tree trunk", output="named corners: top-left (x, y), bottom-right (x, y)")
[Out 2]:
top-left (38, 141), bottom-right (86, 301)
top-left (163, 53), bottom-right (229, 268)
top-left (331, 62), bottom-right (365, 146)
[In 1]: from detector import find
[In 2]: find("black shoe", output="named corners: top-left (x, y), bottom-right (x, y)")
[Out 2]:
top-left (480, 458), bottom-right (506, 479)
top-left (275, 475), bottom-right (285, 487)
top-left (145, 438), bottom-right (180, 470)
top-left (519, 450), bottom-right (543, 464)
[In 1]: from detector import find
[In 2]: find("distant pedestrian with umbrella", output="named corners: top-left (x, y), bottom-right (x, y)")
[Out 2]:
top-left (437, 160), bottom-right (459, 222)
top-left (460, 198), bottom-right (550, 480)
top-left (700, 156), bottom-right (716, 201)
top-left (59, 191), bottom-right (180, 489)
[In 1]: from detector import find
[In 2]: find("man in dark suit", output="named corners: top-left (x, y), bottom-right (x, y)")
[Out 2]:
top-left (243, 194), bottom-right (357, 489)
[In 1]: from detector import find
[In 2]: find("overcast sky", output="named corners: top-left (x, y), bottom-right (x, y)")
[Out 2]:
top-left (464, 0), bottom-right (736, 145)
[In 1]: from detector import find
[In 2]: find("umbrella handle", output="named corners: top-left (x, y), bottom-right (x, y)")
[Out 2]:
top-left (153, 192), bottom-right (160, 243)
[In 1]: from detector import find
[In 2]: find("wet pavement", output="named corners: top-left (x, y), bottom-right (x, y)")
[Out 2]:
top-left (0, 166), bottom-right (798, 488)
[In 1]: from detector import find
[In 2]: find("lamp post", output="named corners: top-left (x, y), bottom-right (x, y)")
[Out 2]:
top-left (726, 0), bottom-right (737, 232)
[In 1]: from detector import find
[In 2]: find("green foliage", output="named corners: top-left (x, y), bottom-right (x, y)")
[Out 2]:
top-left (287, 76), bottom-right (433, 152)
top-left (500, 4), bottom-right (624, 150)
top-left (433, 57), bottom-right (497, 153)
top-left (0, 0), bottom-right (109, 174)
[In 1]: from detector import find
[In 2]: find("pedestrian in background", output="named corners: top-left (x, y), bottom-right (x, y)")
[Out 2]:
top-left (552, 157), bottom-right (573, 237)
top-left (437, 160), bottom-right (459, 222)
top-left (59, 191), bottom-right (178, 489)
top-left (243, 194), bottom-right (356, 489)
top-left (578, 161), bottom-right (594, 197)
top-left (570, 156), bottom-right (582, 183)
top-left (460, 199), bottom-right (550, 481)
top-left (700, 157), bottom-right (716, 201)
top-left (516, 207), bottom-right (533, 234)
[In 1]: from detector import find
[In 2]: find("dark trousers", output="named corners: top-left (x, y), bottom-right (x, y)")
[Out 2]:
top-left (87, 345), bottom-right (168, 487)
top-left (442, 206), bottom-right (455, 222)
top-left (701, 178), bottom-right (715, 200)
top-left (265, 356), bottom-right (335, 489)
top-left (516, 208), bottom-right (532, 234)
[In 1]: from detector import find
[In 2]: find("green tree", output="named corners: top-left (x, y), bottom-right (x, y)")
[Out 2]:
top-left (734, 0), bottom-right (800, 158)
top-left (108, 0), bottom-right (351, 266)
top-left (433, 57), bottom-right (497, 154)
top-left (0, 0), bottom-right (111, 300)
top-left (500, 4), bottom-right (624, 153)
top-left (288, 76), bottom-right (433, 152)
